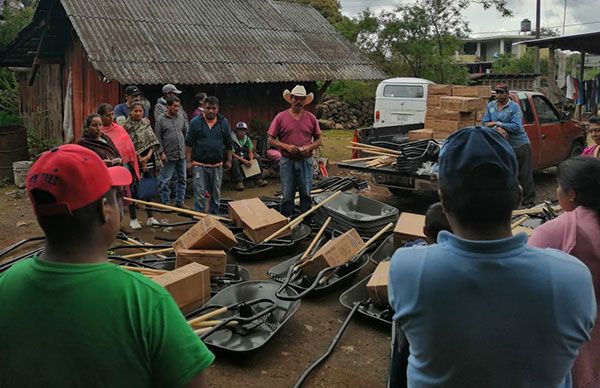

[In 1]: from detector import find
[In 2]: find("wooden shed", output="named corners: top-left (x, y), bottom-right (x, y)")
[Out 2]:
top-left (0, 0), bottom-right (385, 142)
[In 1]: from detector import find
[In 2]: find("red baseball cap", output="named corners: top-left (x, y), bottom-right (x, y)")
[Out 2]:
top-left (26, 144), bottom-right (132, 216)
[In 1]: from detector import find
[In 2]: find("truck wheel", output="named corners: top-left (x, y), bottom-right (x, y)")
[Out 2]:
top-left (568, 141), bottom-right (584, 158)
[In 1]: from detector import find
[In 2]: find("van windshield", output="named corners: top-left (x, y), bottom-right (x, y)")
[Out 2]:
top-left (383, 85), bottom-right (424, 98)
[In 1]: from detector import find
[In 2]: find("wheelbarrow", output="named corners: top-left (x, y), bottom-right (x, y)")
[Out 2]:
top-left (185, 281), bottom-right (300, 352)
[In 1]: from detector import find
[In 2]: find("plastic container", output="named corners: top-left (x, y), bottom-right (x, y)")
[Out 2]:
top-left (12, 161), bottom-right (33, 188)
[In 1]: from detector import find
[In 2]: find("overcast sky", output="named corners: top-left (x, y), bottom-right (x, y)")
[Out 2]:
top-left (340, 0), bottom-right (599, 37)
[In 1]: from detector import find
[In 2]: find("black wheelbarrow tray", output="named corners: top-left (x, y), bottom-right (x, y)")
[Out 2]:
top-left (110, 257), bottom-right (251, 297)
top-left (230, 223), bottom-right (312, 260)
top-left (339, 235), bottom-right (396, 324)
top-left (266, 240), bottom-right (371, 300)
top-left (313, 191), bottom-right (399, 224)
top-left (186, 281), bottom-right (300, 352)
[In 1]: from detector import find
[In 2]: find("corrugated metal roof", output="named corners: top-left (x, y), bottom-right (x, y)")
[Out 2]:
top-left (58, 0), bottom-right (386, 84)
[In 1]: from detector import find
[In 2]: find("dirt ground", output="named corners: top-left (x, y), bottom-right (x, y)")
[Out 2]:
top-left (0, 162), bottom-right (559, 388)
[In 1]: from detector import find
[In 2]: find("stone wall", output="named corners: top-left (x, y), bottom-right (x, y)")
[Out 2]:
top-left (315, 96), bottom-right (374, 130)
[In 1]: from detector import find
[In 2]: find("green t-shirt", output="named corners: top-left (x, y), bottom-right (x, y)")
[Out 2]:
top-left (0, 257), bottom-right (215, 388)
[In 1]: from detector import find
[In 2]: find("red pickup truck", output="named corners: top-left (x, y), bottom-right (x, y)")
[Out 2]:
top-left (339, 91), bottom-right (587, 194)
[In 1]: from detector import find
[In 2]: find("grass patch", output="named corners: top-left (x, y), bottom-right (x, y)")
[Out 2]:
top-left (319, 129), bottom-right (354, 162)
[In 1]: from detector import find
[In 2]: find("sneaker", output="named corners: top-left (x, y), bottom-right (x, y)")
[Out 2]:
top-left (236, 182), bottom-right (245, 191)
top-left (129, 219), bottom-right (142, 230)
top-left (175, 202), bottom-right (189, 210)
top-left (257, 179), bottom-right (268, 187)
top-left (146, 217), bottom-right (160, 226)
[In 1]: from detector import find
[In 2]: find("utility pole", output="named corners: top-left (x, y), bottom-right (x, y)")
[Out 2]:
top-left (562, 0), bottom-right (567, 35)
top-left (534, 0), bottom-right (541, 75)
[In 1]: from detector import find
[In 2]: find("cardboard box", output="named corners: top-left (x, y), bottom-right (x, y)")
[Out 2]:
top-left (408, 129), bottom-right (434, 141)
top-left (175, 216), bottom-right (237, 250)
top-left (302, 228), bottom-right (365, 279)
top-left (243, 208), bottom-right (289, 243)
top-left (440, 96), bottom-right (482, 112)
top-left (394, 212), bottom-right (426, 248)
top-left (430, 110), bottom-right (475, 122)
top-left (427, 84), bottom-right (452, 95)
top-left (451, 85), bottom-right (492, 98)
top-left (433, 130), bottom-right (454, 140)
top-left (426, 95), bottom-right (442, 108)
top-left (153, 263), bottom-right (211, 314)
top-left (424, 118), bottom-right (475, 132)
top-left (228, 198), bottom-right (265, 227)
top-left (367, 261), bottom-right (391, 308)
top-left (175, 248), bottom-right (227, 277)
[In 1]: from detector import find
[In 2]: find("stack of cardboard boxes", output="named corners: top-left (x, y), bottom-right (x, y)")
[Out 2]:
top-left (409, 85), bottom-right (491, 141)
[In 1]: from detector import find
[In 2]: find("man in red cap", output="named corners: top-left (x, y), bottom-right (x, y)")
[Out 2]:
top-left (0, 144), bottom-right (213, 387)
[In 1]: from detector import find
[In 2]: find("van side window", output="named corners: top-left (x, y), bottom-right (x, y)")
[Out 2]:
top-left (518, 96), bottom-right (535, 124)
top-left (533, 95), bottom-right (560, 124)
top-left (383, 85), bottom-right (424, 98)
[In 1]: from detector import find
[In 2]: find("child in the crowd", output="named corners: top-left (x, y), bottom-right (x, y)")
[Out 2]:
top-left (403, 202), bottom-right (452, 247)
top-left (231, 121), bottom-right (268, 190)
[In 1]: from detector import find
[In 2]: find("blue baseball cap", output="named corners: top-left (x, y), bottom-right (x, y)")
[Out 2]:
top-left (439, 127), bottom-right (518, 190)
top-left (235, 121), bottom-right (248, 130)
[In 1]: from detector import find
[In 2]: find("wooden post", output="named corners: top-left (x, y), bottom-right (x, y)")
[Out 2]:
top-left (547, 46), bottom-right (558, 105)
top-left (576, 51), bottom-right (586, 120)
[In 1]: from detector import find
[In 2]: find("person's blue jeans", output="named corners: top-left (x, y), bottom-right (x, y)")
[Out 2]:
top-left (279, 156), bottom-right (313, 217)
top-left (158, 159), bottom-right (186, 205)
top-left (192, 165), bottom-right (223, 214)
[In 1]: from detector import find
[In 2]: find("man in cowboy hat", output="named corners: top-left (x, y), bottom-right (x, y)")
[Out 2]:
top-left (268, 85), bottom-right (322, 217)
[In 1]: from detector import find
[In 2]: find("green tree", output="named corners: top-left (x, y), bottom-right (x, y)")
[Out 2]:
top-left (492, 49), bottom-right (548, 75)
top-left (0, 1), bottom-right (36, 120)
top-left (0, 1), bottom-right (36, 48)
top-left (281, 0), bottom-right (343, 24)
top-left (341, 0), bottom-right (512, 84)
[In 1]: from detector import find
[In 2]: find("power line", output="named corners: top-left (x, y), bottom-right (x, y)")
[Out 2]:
top-left (469, 20), bottom-right (600, 35)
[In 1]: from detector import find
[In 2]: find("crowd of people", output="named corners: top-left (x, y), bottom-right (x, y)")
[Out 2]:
top-left (71, 83), bottom-right (312, 227)
top-left (0, 82), bottom-right (600, 387)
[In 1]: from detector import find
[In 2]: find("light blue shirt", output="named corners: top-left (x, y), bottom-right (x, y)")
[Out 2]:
top-left (482, 100), bottom-right (530, 148)
top-left (389, 231), bottom-right (596, 388)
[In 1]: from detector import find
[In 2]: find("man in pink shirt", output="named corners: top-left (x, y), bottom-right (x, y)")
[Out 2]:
top-left (268, 85), bottom-right (322, 217)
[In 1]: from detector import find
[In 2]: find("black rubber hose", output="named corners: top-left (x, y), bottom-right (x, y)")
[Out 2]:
top-left (0, 236), bottom-right (45, 259)
top-left (0, 247), bottom-right (44, 273)
top-left (293, 301), bottom-right (366, 388)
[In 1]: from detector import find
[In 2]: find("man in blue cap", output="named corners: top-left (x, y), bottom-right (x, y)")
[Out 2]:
top-left (388, 127), bottom-right (596, 388)
top-left (482, 83), bottom-right (535, 206)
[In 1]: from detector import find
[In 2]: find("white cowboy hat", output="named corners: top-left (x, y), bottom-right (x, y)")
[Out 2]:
top-left (283, 85), bottom-right (314, 105)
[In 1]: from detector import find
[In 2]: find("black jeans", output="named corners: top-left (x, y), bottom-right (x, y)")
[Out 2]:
top-left (513, 144), bottom-right (536, 206)
top-left (130, 169), bottom-right (156, 220)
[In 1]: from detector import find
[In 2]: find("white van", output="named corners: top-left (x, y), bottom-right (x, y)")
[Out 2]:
top-left (373, 77), bottom-right (434, 128)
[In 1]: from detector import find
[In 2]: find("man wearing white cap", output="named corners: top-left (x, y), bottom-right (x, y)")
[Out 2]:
top-left (154, 84), bottom-right (188, 123)
top-left (268, 85), bottom-right (322, 217)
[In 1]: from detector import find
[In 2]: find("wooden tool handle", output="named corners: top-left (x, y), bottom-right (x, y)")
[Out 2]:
top-left (350, 142), bottom-right (402, 155)
top-left (190, 320), bottom-right (222, 328)
top-left (262, 191), bottom-right (342, 243)
top-left (299, 217), bottom-right (332, 262)
top-left (346, 147), bottom-right (399, 158)
top-left (188, 306), bottom-right (228, 325)
top-left (356, 223), bottom-right (394, 256)
top-left (123, 197), bottom-right (231, 222)
top-left (121, 247), bottom-right (174, 259)
top-left (121, 265), bottom-right (169, 275)
top-left (511, 215), bottom-right (529, 229)
top-left (193, 327), bottom-right (213, 335)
